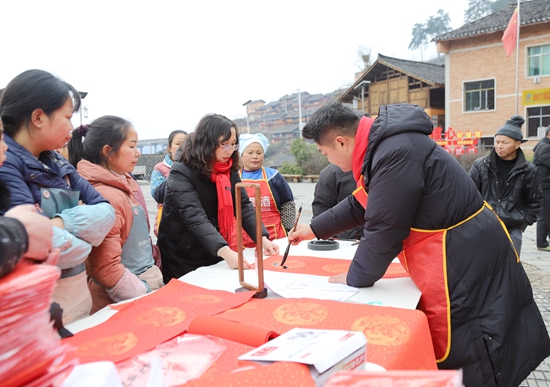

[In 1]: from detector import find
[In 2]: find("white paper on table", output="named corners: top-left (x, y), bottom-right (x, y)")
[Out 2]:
top-left (264, 273), bottom-right (358, 301)
top-left (238, 328), bottom-right (366, 374)
top-left (61, 361), bottom-right (123, 387)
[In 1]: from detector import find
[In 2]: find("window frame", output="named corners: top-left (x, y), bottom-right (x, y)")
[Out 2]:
top-left (527, 43), bottom-right (550, 78)
top-left (526, 105), bottom-right (550, 138)
top-left (463, 78), bottom-right (496, 113)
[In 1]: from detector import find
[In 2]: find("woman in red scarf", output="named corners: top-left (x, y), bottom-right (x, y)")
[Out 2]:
top-left (156, 114), bottom-right (279, 282)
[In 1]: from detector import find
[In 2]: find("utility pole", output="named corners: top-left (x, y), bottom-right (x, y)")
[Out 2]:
top-left (242, 100), bottom-right (252, 133)
top-left (78, 91), bottom-right (88, 126)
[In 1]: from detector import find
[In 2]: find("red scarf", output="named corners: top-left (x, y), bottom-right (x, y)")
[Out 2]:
top-left (211, 159), bottom-right (234, 243)
top-left (352, 116), bottom-right (375, 185)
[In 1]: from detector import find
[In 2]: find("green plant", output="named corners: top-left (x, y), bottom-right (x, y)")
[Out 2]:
top-left (290, 138), bottom-right (317, 167)
top-left (278, 162), bottom-right (303, 175)
top-left (302, 152), bottom-right (329, 175)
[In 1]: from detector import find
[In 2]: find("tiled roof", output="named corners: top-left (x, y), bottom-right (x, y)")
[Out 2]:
top-left (434, 0), bottom-right (550, 41)
top-left (266, 124), bottom-right (299, 135)
top-left (260, 112), bottom-right (287, 121)
top-left (375, 54), bottom-right (445, 85)
top-left (339, 54), bottom-right (445, 102)
top-left (303, 93), bottom-right (326, 102)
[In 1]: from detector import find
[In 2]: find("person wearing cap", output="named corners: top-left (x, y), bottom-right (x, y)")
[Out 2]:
top-left (469, 115), bottom-right (542, 255)
top-left (230, 133), bottom-right (295, 249)
top-left (533, 125), bottom-right (550, 251)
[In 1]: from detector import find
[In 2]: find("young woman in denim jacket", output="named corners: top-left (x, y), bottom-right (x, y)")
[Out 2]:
top-left (0, 70), bottom-right (115, 323)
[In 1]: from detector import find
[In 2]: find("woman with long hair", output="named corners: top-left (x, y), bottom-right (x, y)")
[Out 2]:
top-left (69, 116), bottom-right (163, 313)
top-left (0, 69), bottom-right (115, 323)
top-left (157, 114), bottom-right (279, 282)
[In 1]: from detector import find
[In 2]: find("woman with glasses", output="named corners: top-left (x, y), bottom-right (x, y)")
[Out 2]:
top-left (156, 114), bottom-right (279, 282)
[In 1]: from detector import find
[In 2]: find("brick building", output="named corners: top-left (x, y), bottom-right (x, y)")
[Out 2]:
top-left (434, 0), bottom-right (550, 148)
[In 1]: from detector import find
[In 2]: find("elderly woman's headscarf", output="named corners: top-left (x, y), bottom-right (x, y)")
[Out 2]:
top-left (238, 133), bottom-right (269, 155)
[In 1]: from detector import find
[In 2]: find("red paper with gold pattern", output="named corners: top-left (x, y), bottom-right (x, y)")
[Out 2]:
top-left (62, 280), bottom-right (255, 364)
top-left (217, 298), bottom-right (436, 371)
top-left (182, 361), bottom-right (315, 387)
top-left (261, 255), bottom-right (409, 279)
top-left (324, 370), bottom-right (462, 386)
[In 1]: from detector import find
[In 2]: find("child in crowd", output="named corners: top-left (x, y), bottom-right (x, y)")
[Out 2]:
top-left (231, 133), bottom-right (295, 248)
top-left (150, 130), bottom-right (187, 236)
top-left (69, 116), bottom-right (164, 313)
top-left (0, 69), bottom-right (115, 323)
top-left (157, 114), bottom-right (279, 282)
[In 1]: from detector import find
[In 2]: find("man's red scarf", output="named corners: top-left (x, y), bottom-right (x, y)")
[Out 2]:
top-left (352, 117), bottom-right (375, 185)
top-left (211, 160), bottom-right (234, 243)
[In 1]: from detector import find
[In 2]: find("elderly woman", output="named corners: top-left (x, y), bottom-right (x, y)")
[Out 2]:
top-left (231, 133), bottom-right (296, 248)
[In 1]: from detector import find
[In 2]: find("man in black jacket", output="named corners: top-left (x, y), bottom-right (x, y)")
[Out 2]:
top-left (469, 115), bottom-right (542, 255)
top-left (312, 163), bottom-right (363, 240)
top-left (289, 102), bottom-right (550, 387)
top-left (533, 125), bottom-right (550, 250)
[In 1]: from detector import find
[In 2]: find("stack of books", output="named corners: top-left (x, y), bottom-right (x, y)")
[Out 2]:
top-left (0, 264), bottom-right (72, 387)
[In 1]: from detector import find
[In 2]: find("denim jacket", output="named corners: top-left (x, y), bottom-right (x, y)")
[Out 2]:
top-left (0, 136), bottom-right (115, 268)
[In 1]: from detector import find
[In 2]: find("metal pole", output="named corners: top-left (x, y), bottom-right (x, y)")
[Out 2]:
top-left (361, 85), bottom-right (365, 112)
top-left (298, 88), bottom-right (302, 134)
top-left (515, 0), bottom-right (520, 115)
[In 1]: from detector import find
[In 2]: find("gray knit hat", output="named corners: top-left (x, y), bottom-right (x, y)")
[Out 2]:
top-left (495, 115), bottom-right (527, 143)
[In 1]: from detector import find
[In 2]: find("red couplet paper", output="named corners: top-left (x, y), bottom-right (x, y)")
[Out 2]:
top-left (262, 255), bottom-right (409, 279)
top-left (217, 298), bottom-right (436, 371)
top-left (182, 361), bottom-right (315, 387)
top-left (0, 264), bottom-right (69, 387)
top-left (62, 279), bottom-right (255, 365)
top-left (187, 315), bottom-right (280, 347)
top-left (324, 370), bottom-right (462, 387)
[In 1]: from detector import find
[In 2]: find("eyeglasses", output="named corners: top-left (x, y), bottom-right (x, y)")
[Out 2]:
top-left (219, 143), bottom-right (239, 152)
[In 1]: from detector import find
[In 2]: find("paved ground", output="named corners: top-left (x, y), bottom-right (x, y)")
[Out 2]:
top-left (140, 181), bottom-right (550, 385)
top-left (518, 225), bottom-right (550, 386)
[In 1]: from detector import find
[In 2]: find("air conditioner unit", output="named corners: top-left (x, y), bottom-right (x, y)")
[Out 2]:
top-left (534, 76), bottom-right (541, 84)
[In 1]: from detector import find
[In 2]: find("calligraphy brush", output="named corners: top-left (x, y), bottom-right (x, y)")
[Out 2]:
top-left (280, 204), bottom-right (302, 269)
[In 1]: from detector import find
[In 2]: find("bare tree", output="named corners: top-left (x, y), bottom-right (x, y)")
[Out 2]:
top-left (355, 45), bottom-right (372, 72)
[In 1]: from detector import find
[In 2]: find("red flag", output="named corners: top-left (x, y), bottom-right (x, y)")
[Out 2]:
top-left (502, 7), bottom-right (518, 57)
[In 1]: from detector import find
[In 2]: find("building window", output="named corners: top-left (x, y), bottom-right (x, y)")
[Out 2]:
top-left (527, 105), bottom-right (550, 137)
top-left (528, 44), bottom-right (550, 77)
top-left (464, 79), bottom-right (495, 111)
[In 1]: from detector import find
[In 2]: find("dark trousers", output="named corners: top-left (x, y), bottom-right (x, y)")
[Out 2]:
top-left (537, 188), bottom-right (550, 247)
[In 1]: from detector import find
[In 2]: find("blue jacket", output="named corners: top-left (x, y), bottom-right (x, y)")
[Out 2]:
top-left (0, 135), bottom-right (115, 269)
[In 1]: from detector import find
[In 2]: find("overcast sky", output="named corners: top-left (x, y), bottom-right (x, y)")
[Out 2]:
top-left (1, 0), bottom-right (470, 140)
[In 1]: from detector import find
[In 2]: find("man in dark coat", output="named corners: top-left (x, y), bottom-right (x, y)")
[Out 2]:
top-left (289, 102), bottom-right (550, 387)
top-left (312, 163), bottom-right (363, 240)
top-left (469, 115), bottom-right (542, 255)
top-left (533, 125), bottom-right (550, 250)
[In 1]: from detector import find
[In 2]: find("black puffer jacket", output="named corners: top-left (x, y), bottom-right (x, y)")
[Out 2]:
top-left (469, 148), bottom-right (541, 231)
top-left (311, 103), bottom-right (550, 387)
top-left (157, 162), bottom-right (268, 282)
top-left (312, 163), bottom-right (363, 240)
top-left (0, 217), bottom-right (28, 278)
top-left (534, 136), bottom-right (550, 190)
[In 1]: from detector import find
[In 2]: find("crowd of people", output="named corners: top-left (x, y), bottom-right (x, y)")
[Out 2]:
top-left (0, 69), bottom-right (549, 386)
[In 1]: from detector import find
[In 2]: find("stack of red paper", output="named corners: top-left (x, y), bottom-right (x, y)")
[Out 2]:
top-left (0, 264), bottom-right (72, 387)
top-left (324, 370), bottom-right (463, 386)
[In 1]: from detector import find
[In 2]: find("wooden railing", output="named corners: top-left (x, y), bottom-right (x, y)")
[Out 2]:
top-left (281, 174), bottom-right (319, 183)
